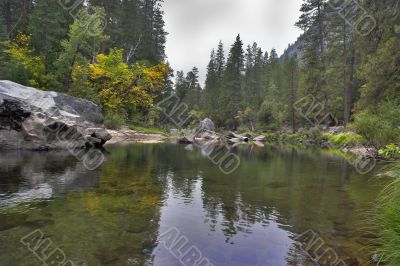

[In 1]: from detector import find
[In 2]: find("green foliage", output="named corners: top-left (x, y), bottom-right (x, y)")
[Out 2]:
top-left (328, 132), bottom-right (366, 146)
top-left (104, 113), bottom-right (125, 130)
top-left (379, 144), bottom-right (400, 160)
top-left (357, 38), bottom-right (400, 109)
top-left (351, 102), bottom-right (400, 145)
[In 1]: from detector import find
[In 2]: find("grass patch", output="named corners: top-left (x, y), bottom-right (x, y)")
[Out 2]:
top-left (374, 162), bottom-right (400, 265)
top-left (327, 132), bottom-right (366, 146)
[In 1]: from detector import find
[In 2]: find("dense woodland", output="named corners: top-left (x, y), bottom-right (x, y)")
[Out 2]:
top-left (0, 0), bottom-right (172, 128)
top-left (1, 0), bottom-right (400, 145)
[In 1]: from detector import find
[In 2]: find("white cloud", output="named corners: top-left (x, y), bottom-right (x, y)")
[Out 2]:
top-left (163, 0), bottom-right (303, 85)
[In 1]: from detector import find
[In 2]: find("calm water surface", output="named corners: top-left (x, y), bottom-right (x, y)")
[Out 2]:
top-left (0, 143), bottom-right (386, 265)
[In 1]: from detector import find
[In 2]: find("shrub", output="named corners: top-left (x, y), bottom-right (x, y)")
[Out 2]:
top-left (104, 113), bottom-right (125, 129)
top-left (379, 144), bottom-right (400, 160)
top-left (351, 102), bottom-right (400, 145)
top-left (304, 126), bottom-right (322, 140)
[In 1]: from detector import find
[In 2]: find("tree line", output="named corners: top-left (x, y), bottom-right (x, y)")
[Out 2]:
top-left (174, 0), bottom-right (400, 145)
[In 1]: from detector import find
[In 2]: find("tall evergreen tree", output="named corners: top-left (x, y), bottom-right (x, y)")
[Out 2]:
top-left (175, 71), bottom-right (187, 101)
top-left (202, 49), bottom-right (218, 118)
top-left (185, 66), bottom-right (202, 108)
top-left (296, 0), bottom-right (328, 106)
top-left (119, 0), bottom-right (143, 62)
top-left (215, 41), bottom-right (226, 80)
top-left (283, 55), bottom-right (299, 132)
top-left (219, 34), bottom-right (244, 128)
top-left (28, 0), bottom-right (71, 66)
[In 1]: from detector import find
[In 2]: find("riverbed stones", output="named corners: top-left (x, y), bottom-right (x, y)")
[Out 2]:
top-left (0, 80), bottom-right (111, 150)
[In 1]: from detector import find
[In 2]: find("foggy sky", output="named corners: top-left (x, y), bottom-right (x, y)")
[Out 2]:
top-left (162, 0), bottom-right (303, 85)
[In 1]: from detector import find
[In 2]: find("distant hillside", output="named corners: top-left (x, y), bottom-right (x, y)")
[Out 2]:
top-left (280, 36), bottom-right (304, 62)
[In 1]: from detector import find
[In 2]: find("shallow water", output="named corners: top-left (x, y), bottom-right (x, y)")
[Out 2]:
top-left (0, 143), bottom-right (386, 265)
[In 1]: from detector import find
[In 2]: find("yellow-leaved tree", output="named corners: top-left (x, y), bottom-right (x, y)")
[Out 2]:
top-left (2, 33), bottom-right (48, 89)
top-left (87, 48), bottom-right (169, 114)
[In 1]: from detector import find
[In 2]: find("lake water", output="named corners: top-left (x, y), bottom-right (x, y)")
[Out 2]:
top-left (0, 143), bottom-right (385, 266)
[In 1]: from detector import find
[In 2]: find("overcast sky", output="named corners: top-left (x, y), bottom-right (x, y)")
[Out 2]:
top-left (162, 0), bottom-right (303, 85)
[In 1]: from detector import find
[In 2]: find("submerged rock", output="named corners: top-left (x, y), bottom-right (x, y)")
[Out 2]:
top-left (0, 80), bottom-right (111, 150)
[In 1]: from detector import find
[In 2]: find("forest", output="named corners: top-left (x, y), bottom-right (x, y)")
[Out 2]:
top-left (1, 0), bottom-right (400, 265)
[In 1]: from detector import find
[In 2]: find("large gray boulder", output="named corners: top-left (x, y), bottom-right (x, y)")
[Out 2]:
top-left (0, 80), bottom-right (111, 150)
top-left (198, 118), bottom-right (215, 132)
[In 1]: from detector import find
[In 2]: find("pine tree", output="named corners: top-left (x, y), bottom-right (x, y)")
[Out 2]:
top-left (219, 34), bottom-right (244, 128)
top-left (28, 0), bottom-right (71, 66)
top-left (283, 55), bottom-right (299, 132)
top-left (202, 49), bottom-right (219, 120)
top-left (242, 42), bottom-right (263, 107)
top-left (175, 71), bottom-right (187, 101)
top-left (119, 0), bottom-right (143, 62)
top-left (215, 41), bottom-right (226, 80)
top-left (88, 0), bottom-right (121, 48)
top-left (185, 67), bottom-right (202, 108)
top-left (296, 0), bottom-right (328, 105)
top-left (140, 0), bottom-right (167, 62)
top-left (325, 3), bottom-right (356, 126)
